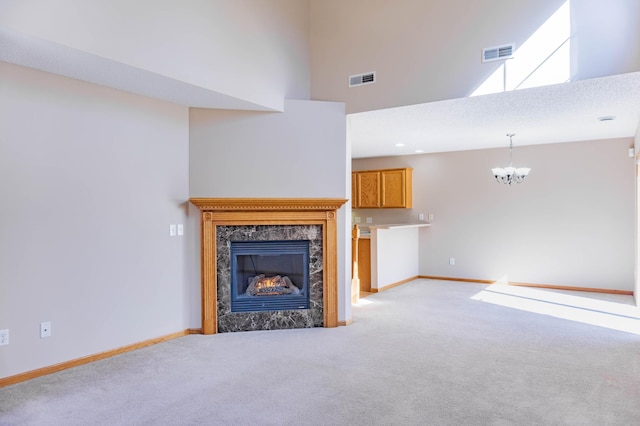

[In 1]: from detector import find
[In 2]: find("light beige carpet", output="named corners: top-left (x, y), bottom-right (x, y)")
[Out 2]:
top-left (2, 279), bottom-right (639, 425)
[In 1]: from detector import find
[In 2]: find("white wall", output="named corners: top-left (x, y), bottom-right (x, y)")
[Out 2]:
top-left (571, 0), bottom-right (640, 81)
top-left (189, 99), bottom-right (352, 323)
top-left (353, 138), bottom-right (635, 291)
top-left (0, 62), bottom-right (191, 378)
top-left (0, 0), bottom-right (310, 111)
top-left (370, 227), bottom-right (420, 289)
top-left (636, 124), bottom-right (640, 304)
top-left (310, 0), bottom-right (640, 113)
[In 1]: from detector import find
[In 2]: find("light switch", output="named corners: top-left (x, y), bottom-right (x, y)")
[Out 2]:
top-left (177, 224), bottom-right (184, 236)
top-left (169, 225), bottom-right (177, 236)
top-left (366, 217), bottom-right (373, 224)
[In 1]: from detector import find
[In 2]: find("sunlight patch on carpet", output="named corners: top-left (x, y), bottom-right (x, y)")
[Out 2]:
top-left (471, 284), bottom-right (640, 335)
top-left (354, 297), bottom-right (375, 306)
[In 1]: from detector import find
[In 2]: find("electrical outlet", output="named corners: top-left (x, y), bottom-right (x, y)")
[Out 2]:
top-left (418, 213), bottom-right (424, 221)
top-left (0, 329), bottom-right (8, 346)
top-left (366, 217), bottom-right (373, 224)
top-left (354, 217), bottom-right (361, 223)
top-left (449, 257), bottom-right (455, 266)
top-left (177, 224), bottom-right (184, 236)
top-left (40, 321), bottom-right (51, 338)
top-left (169, 224), bottom-right (177, 236)
top-left (428, 213), bottom-right (434, 221)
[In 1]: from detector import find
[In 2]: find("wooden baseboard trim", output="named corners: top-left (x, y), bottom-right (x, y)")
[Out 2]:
top-left (420, 275), bottom-right (494, 284)
top-left (338, 319), bottom-right (353, 326)
top-left (0, 329), bottom-right (192, 388)
top-left (508, 282), bottom-right (634, 295)
top-left (371, 276), bottom-right (419, 293)
top-left (419, 276), bottom-right (633, 295)
top-left (188, 328), bottom-right (203, 334)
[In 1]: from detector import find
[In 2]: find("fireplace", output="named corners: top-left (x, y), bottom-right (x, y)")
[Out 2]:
top-left (230, 240), bottom-right (310, 312)
top-left (215, 225), bottom-right (322, 331)
top-left (190, 198), bottom-right (347, 334)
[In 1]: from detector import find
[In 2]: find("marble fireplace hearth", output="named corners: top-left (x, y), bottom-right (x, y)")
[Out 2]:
top-left (190, 198), bottom-right (347, 334)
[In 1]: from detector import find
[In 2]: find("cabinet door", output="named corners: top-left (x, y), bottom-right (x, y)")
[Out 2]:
top-left (356, 171), bottom-right (380, 208)
top-left (380, 169), bottom-right (407, 208)
top-left (358, 238), bottom-right (371, 292)
top-left (351, 173), bottom-right (358, 208)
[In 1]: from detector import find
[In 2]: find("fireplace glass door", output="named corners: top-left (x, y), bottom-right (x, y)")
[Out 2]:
top-left (230, 240), bottom-right (310, 312)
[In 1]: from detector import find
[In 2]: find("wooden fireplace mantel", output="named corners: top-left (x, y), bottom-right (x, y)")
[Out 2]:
top-left (190, 198), bottom-right (348, 212)
top-left (190, 198), bottom-right (348, 334)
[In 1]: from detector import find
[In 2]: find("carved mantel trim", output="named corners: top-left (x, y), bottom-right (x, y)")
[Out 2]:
top-left (190, 198), bottom-right (348, 334)
top-left (190, 198), bottom-right (347, 212)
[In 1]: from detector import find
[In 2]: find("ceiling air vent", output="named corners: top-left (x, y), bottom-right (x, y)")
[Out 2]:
top-left (349, 71), bottom-right (376, 88)
top-left (482, 43), bottom-right (515, 63)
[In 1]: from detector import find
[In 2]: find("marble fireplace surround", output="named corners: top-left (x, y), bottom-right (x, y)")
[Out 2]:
top-left (190, 198), bottom-right (348, 334)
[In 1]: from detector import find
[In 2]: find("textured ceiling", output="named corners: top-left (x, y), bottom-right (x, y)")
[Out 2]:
top-left (349, 72), bottom-right (640, 158)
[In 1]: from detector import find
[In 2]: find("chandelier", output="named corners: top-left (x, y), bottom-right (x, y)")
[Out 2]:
top-left (491, 133), bottom-right (530, 185)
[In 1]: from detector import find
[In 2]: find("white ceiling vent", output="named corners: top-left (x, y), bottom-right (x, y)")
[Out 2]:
top-left (482, 43), bottom-right (515, 62)
top-left (349, 71), bottom-right (376, 88)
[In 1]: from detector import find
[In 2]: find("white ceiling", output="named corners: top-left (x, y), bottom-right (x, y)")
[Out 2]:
top-left (0, 27), bottom-right (278, 111)
top-left (348, 72), bottom-right (640, 158)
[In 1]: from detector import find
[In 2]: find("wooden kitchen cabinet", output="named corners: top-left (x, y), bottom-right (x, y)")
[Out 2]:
top-left (354, 170), bottom-right (381, 208)
top-left (352, 168), bottom-right (412, 208)
top-left (381, 168), bottom-right (412, 208)
top-left (357, 238), bottom-right (371, 292)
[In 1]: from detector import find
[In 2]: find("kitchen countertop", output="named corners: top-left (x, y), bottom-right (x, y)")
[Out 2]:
top-left (368, 223), bottom-right (431, 229)
top-left (355, 223), bottom-right (431, 238)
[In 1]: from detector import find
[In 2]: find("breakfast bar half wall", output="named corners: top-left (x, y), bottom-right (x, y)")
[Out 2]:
top-left (369, 223), bottom-right (431, 292)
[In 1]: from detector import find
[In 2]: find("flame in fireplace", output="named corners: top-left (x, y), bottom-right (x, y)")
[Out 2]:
top-left (246, 274), bottom-right (300, 296)
top-left (255, 276), bottom-right (285, 294)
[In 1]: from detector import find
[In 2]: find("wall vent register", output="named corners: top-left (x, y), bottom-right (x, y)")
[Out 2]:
top-left (482, 43), bottom-right (515, 62)
top-left (349, 71), bottom-right (376, 87)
